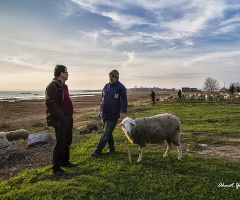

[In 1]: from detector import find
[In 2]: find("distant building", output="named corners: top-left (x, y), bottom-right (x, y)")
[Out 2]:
top-left (220, 87), bottom-right (228, 92)
top-left (181, 87), bottom-right (199, 92)
top-left (128, 87), bottom-right (175, 92)
top-left (234, 82), bottom-right (240, 87)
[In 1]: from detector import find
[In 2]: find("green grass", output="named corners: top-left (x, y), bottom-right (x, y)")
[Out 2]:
top-left (130, 100), bottom-right (240, 136)
top-left (1, 100), bottom-right (240, 199)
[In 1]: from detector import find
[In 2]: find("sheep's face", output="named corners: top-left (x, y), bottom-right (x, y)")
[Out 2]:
top-left (118, 117), bottom-right (135, 134)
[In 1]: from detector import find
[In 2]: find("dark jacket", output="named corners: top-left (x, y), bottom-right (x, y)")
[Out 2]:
top-left (45, 78), bottom-right (66, 127)
top-left (100, 81), bottom-right (128, 120)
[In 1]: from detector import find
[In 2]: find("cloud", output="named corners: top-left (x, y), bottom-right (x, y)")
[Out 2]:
top-left (101, 11), bottom-right (150, 30)
top-left (59, 0), bottom-right (83, 18)
top-left (78, 31), bottom-right (99, 45)
top-left (1, 0), bottom-right (240, 90)
top-left (213, 15), bottom-right (240, 35)
top-left (70, 0), bottom-right (230, 50)
top-left (155, 1), bottom-right (225, 38)
top-left (110, 35), bottom-right (141, 47)
top-left (184, 51), bottom-right (240, 66)
top-left (0, 54), bottom-right (37, 72)
top-left (122, 51), bottom-right (135, 68)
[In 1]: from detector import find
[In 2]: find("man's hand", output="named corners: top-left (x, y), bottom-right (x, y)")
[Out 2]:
top-left (120, 113), bottom-right (127, 120)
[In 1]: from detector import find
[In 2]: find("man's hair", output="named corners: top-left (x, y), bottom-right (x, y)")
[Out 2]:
top-left (54, 64), bottom-right (67, 77)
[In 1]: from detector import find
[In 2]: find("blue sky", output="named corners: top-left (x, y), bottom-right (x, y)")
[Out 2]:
top-left (0, 0), bottom-right (240, 91)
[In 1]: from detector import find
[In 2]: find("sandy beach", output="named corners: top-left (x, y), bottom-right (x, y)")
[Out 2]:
top-left (1, 91), bottom-right (178, 132)
top-left (0, 91), bottom-right (159, 133)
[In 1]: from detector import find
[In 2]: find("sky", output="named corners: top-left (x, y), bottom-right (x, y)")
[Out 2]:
top-left (0, 0), bottom-right (240, 91)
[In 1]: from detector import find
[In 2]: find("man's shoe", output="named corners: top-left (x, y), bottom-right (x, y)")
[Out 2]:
top-left (61, 161), bottom-right (78, 167)
top-left (65, 162), bottom-right (78, 167)
top-left (52, 167), bottom-right (68, 176)
top-left (106, 149), bottom-right (115, 155)
top-left (91, 151), bottom-right (101, 157)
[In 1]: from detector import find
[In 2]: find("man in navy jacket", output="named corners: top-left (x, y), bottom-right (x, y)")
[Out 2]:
top-left (91, 69), bottom-right (128, 156)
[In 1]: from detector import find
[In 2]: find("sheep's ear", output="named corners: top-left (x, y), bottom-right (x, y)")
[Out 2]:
top-left (118, 123), bottom-right (123, 127)
top-left (130, 120), bottom-right (136, 126)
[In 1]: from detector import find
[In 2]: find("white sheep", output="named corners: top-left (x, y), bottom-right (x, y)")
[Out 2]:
top-left (118, 114), bottom-right (182, 163)
top-left (204, 95), bottom-right (209, 101)
top-left (0, 132), bottom-right (6, 138)
top-left (5, 129), bottom-right (29, 142)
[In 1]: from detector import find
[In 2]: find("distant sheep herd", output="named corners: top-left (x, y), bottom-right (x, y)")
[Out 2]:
top-left (156, 92), bottom-right (240, 102)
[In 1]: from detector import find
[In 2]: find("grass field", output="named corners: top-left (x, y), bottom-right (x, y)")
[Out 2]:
top-left (1, 100), bottom-right (240, 199)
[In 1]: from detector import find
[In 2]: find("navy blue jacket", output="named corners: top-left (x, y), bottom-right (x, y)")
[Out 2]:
top-left (100, 81), bottom-right (128, 120)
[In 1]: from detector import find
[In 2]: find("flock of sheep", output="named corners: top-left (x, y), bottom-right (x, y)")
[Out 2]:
top-left (156, 92), bottom-right (240, 102)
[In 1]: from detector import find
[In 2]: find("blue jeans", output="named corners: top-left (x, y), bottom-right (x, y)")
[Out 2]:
top-left (95, 119), bottom-right (118, 153)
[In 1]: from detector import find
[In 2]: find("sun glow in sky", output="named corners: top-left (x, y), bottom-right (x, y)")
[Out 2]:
top-left (0, 0), bottom-right (240, 91)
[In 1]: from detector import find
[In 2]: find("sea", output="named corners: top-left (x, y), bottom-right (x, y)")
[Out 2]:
top-left (0, 90), bottom-right (102, 102)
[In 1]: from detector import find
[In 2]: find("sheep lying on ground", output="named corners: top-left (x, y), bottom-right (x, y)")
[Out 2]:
top-left (118, 114), bottom-right (182, 163)
top-left (5, 129), bottom-right (29, 142)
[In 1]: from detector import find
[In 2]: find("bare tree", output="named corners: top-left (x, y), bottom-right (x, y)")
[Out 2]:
top-left (203, 77), bottom-right (220, 93)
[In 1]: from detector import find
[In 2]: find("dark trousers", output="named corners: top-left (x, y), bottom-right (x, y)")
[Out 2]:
top-left (53, 115), bottom-right (73, 167)
top-left (152, 98), bottom-right (155, 105)
top-left (95, 119), bottom-right (118, 153)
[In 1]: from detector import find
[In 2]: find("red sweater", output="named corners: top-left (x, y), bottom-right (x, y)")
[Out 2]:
top-left (62, 86), bottom-right (74, 115)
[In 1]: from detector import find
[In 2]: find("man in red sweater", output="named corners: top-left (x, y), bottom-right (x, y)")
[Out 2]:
top-left (45, 65), bottom-right (78, 176)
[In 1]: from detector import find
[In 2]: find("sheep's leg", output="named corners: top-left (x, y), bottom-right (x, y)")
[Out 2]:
top-left (163, 140), bottom-right (170, 158)
top-left (172, 140), bottom-right (182, 161)
top-left (176, 144), bottom-right (182, 161)
top-left (137, 146), bottom-right (143, 163)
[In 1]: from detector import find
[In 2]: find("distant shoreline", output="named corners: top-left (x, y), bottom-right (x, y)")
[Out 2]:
top-left (0, 90), bottom-right (102, 102)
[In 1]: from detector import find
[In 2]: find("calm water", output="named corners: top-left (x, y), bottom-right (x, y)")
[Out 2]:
top-left (0, 90), bottom-right (101, 102)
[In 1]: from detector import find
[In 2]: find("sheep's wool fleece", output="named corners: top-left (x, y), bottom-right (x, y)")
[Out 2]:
top-left (130, 114), bottom-right (181, 147)
top-left (5, 129), bottom-right (29, 142)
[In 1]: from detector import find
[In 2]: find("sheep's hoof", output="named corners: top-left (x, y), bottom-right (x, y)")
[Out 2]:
top-left (137, 159), bottom-right (142, 163)
top-left (178, 158), bottom-right (182, 162)
top-left (163, 154), bottom-right (168, 158)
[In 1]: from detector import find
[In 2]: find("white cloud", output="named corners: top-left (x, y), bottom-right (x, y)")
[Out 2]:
top-left (70, 0), bottom-right (227, 43)
top-left (102, 11), bottom-right (149, 30)
top-left (183, 51), bottom-right (240, 67)
top-left (122, 51), bottom-right (135, 68)
top-left (59, 0), bottom-right (84, 18)
top-left (1, 0), bottom-right (240, 90)
top-left (0, 54), bottom-right (38, 72)
top-left (157, 1), bottom-right (225, 37)
top-left (214, 15), bottom-right (240, 34)
top-left (220, 15), bottom-right (240, 26)
top-left (71, 0), bottom-right (128, 11)
top-left (110, 35), bottom-right (141, 47)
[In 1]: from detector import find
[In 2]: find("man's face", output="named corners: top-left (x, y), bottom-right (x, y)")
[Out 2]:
top-left (109, 75), bottom-right (117, 84)
top-left (61, 69), bottom-right (69, 81)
